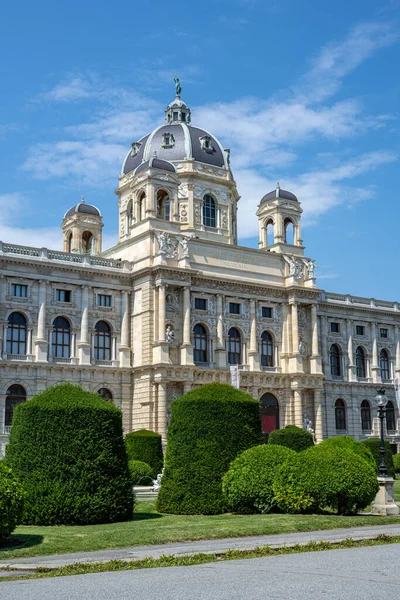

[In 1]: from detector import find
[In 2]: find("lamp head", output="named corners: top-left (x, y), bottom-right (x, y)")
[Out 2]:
top-left (374, 387), bottom-right (387, 408)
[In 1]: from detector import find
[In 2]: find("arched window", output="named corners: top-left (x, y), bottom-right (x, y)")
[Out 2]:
top-left (52, 317), bottom-right (70, 359)
top-left (355, 346), bottom-right (366, 378)
top-left (7, 312), bottom-right (27, 355)
top-left (202, 194), bottom-right (216, 228)
top-left (330, 344), bottom-right (341, 377)
top-left (260, 393), bottom-right (279, 439)
top-left (386, 400), bottom-right (396, 431)
top-left (67, 231), bottom-right (73, 253)
top-left (82, 231), bottom-right (94, 254)
top-left (260, 331), bottom-right (274, 367)
top-left (193, 324), bottom-right (208, 364)
top-left (380, 349), bottom-right (390, 380)
top-left (98, 388), bottom-right (113, 401)
top-left (335, 398), bottom-right (346, 430)
top-left (156, 190), bottom-right (170, 221)
top-left (284, 218), bottom-right (294, 244)
top-left (126, 201), bottom-right (133, 229)
top-left (266, 219), bottom-right (274, 246)
top-left (138, 192), bottom-right (145, 221)
top-left (361, 400), bottom-right (371, 431)
top-left (94, 321), bottom-right (112, 361)
top-left (227, 327), bottom-right (241, 365)
top-left (5, 384), bottom-right (26, 427)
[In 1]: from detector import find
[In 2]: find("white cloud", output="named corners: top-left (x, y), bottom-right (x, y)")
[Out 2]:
top-left (41, 76), bottom-right (95, 102)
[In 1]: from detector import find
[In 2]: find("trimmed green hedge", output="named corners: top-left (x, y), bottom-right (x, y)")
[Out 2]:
top-left (125, 430), bottom-right (163, 477)
top-left (273, 445), bottom-right (379, 515)
top-left (5, 383), bottom-right (133, 526)
top-left (393, 453), bottom-right (400, 474)
top-left (318, 436), bottom-right (376, 469)
top-left (0, 463), bottom-right (25, 543)
top-left (222, 444), bottom-right (296, 514)
top-left (268, 425), bottom-right (314, 452)
top-left (128, 460), bottom-right (154, 486)
top-left (361, 438), bottom-right (395, 479)
top-left (157, 383), bottom-right (263, 515)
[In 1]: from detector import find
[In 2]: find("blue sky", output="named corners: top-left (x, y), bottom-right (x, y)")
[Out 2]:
top-left (0, 0), bottom-right (399, 300)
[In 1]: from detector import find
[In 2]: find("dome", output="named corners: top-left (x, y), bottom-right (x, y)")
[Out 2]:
top-left (134, 157), bottom-right (176, 175)
top-left (121, 92), bottom-right (229, 175)
top-left (64, 200), bottom-right (102, 219)
top-left (260, 187), bottom-right (298, 204)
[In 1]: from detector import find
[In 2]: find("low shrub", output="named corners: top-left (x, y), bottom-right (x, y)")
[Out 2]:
top-left (0, 463), bottom-right (25, 543)
top-left (125, 430), bottom-right (163, 477)
top-left (4, 383), bottom-right (133, 526)
top-left (393, 453), bottom-right (400, 474)
top-left (273, 445), bottom-right (379, 515)
top-left (318, 436), bottom-right (376, 469)
top-left (222, 444), bottom-right (296, 513)
top-left (129, 460), bottom-right (154, 486)
top-left (268, 425), bottom-right (314, 452)
top-left (157, 383), bottom-right (263, 515)
top-left (361, 438), bottom-right (395, 479)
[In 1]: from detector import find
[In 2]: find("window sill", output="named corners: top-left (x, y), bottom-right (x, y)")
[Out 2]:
top-left (5, 354), bottom-right (34, 362)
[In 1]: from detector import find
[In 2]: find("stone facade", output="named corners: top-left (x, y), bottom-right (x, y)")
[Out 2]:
top-left (0, 90), bottom-right (399, 455)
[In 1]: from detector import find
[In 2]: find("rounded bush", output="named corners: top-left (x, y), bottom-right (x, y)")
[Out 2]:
top-left (157, 383), bottom-right (263, 515)
top-left (273, 445), bottom-right (379, 515)
top-left (0, 463), bottom-right (25, 543)
top-left (4, 383), bottom-right (133, 526)
top-left (268, 425), bottom-right (314, 452)
top-left (318, 436), bottom-right (376, 469)
top-left (222, 444), bottom-right (296, 514)
top-left (129, 460), bottom-right (154, 486)
top-left (361, 438), bottom-right (395, 479)
top-left (125, 430), bottom-right (163, 477)
top-left (393, 453), bottom-right (400, 474)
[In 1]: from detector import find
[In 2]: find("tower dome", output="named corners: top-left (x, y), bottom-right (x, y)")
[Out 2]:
top-left (121, 80), bottom-right (229, 176)
top-left (62, 197), bottom-right (103, 255)
top-left (64, 199), bottom-right (102, 218)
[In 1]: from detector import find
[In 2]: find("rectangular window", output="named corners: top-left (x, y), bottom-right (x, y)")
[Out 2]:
top-left (173, 111), bottom-right (179, 121)
top-left (56, 289), bottom-right (71, 303)
top-left (11, 284), bottom-right (27, 298)
top-left (262, 306), bottom-right (273, 319)
top-left (195, 298), bottom-right (207, 311)
top-left (330, 322), bottom-right (340, 333)
top-left (356, 325), bottom-right (365, 336)
top-left (97, 294), bottom-right (112, 307)
top-left (229, 302), bottom-right (241, 315)
top-left (380, 328), bottom-right (388, 338)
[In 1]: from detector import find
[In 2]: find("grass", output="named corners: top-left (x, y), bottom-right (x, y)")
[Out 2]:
top-left (0, 478), bottom-right (399, 561)
top-left (1, 535), bottom-right (399, 582)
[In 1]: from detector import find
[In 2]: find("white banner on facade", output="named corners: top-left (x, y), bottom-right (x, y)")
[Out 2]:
top-left (230, 365), bottom-right (240, 389)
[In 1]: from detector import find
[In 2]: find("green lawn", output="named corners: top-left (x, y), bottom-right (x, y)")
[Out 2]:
top-left (1, 479), bottom-right (399, 561)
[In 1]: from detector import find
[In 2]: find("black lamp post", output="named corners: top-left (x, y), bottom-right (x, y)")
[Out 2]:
top-left (374, 387), bottom-right (388, 478)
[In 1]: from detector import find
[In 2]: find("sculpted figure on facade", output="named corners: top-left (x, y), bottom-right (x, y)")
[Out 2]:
top-left (165, 325), bottom-right (176, 345)
top-left (177, 234), bottom-right (195, 258)
top-left (283, 254), bottom-right (304, 281)
top-left (155, 231), bottom-right (178, 259)
top-left (302, 258), bottom-right (315, 279)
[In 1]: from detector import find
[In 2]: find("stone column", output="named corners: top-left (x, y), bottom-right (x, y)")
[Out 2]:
top-left (2, 324), bottom-right (7, 358)
top-left (314, 389), bottom-right (324, 443)
top-left (346, 319), bottom-right (355, 382)
top-left (70, 332), bottom-right (77, 364)
top-left (119, 290), bottom-right (131, 367)
top-left (215, 293), bottom-right (227, 368)
top-left (310, 304), bottom-right (322, 374)
top-left (181, 286), bottom-right (194, 365)
top-left (78, 285), bottom-right (91, 365)
top-left (248, 300), bottom-right (260, 371)
top-left (371, 322), bottom-right (380, 383)
top-left (395, 326), bottom-right (400, 374)
top-left (158, 285), bottom-right (166, 343)
top-left (158, 381), bottom-right (168, 444)
top-left (291, 302), bottom-right (298, 354)
top-left (320, 316), bottom-right (328, 372)
top-left (35, 280), bottom-right (48, 362)
top-left (27, 328), bottom-right (33, 359)
top-left (293, 389), bottom-right (303, 428)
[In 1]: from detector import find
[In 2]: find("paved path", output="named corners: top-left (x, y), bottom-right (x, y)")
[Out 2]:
top-left (2, 544), bottom-right (400, 599)
top-left (1, 523), bottom-right (400, 571)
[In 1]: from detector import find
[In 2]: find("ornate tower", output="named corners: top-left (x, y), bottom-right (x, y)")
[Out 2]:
top-left (61, 198), bottom-right (103, 254)
top-left (256, 183), bottom-right (304, 256)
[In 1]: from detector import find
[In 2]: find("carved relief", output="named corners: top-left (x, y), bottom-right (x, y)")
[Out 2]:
top-left (179, 203), bottom-right (188, 223)
top-left (155, 231), bottom-right (178, 259)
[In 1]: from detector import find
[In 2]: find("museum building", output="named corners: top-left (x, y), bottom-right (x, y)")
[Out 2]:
top-left (0, 88), bottom-right (399, 456)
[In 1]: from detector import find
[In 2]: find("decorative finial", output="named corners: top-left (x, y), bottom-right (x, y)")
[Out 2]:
top-left (276, 181), bottom-right (280, 189)
top-left (174, 73), bottom-right (182, 97)
top-left (275, 182), bottom-right (280, 199)
top-left (81, 195), bottom-right (85, 203)
top-left (153, 150), bottom-right (157, 158)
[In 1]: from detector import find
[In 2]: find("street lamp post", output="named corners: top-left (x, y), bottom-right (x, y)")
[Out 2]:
top-left (374, 388), bottom-right (388, 477)
top-left (371, 387), bottom-right (399, 516)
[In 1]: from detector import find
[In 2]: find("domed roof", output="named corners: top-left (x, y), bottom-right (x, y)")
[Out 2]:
top-left (121, 89), bottom-right (229, 175)
top-left (260, 185), bottom-right (298, 204)
top-left (64, 199), bottom-right (102, 219)
top-left (134, 156), bottom-right (176, 175)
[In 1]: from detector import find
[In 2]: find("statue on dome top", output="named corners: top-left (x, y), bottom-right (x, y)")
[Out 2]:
top-left (174, 74), bottom-right (182, 97)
